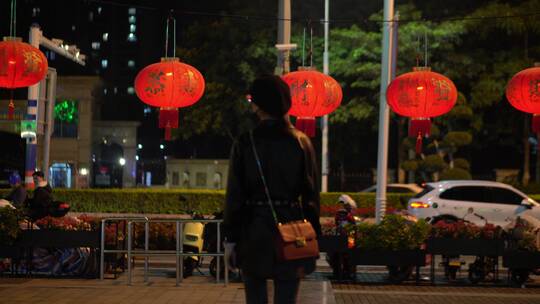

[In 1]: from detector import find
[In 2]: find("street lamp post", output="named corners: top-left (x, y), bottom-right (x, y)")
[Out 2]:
top-left (276, 0), bottom-right (293, 75)
top-left (375, 0), bottom-right (396, 223)
top-left (321, 0), bottom-right (330, 192)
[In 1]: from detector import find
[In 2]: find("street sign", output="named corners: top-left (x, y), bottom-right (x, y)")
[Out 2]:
top-left (20, 120), bottom-right (37, 139)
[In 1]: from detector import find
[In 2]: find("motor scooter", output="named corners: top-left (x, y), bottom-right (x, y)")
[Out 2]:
top-left (182, 211), bottom-right (205, 278)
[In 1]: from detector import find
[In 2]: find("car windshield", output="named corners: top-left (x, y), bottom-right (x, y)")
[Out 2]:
top-left (412, 185), bottom-right (433, 198)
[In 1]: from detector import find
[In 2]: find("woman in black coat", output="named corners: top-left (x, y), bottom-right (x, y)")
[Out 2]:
top-left (223, 75), bottom-right (321, 304)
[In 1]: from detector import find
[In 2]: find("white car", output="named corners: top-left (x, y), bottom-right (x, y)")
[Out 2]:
top-left (407, 180), bottom-right (540, 227)
top-left (361, 183), bottom-right (423, 194)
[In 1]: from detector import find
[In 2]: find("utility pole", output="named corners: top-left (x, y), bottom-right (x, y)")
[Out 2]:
top-left (321, 0), bottom-right (330, 192)
top-left (25, 24), bottom-right (85, 189)
top-left (276, 0), bottom-right (295, 75)
top-left (41, 68), bottom-right (57, 180)
top-left (375, 1), bottom-right (396, 223)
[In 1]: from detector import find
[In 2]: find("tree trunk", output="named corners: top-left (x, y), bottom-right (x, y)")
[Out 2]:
top-left (523, 116), bottom-right (531, 186)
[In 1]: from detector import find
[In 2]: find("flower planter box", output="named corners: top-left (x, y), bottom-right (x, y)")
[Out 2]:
top-left (318, 235), bottom-right (348, 253)
top-left (503, 251), bottom-right (540, 269)
top-left (16, 230), bottom-right (100, 248)
top-left (426, 238), bottom-right (504, 256)
top-left (349, 249), bottom-right (426, 266)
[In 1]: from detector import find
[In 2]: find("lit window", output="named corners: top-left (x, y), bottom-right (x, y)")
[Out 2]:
top-left (114, 87), bottom-right (118, 94)
top-left (101, 59), bottom-right (108, 69)
top-left (103, 88), bottom-right (108, 95)
top-left (89, 12), bottom-right (94, 22)
top-left (130, 24), bottom-right (136, 33)
top-left (71, 25), bottom-right (76, 31)
top-left (127, 33), bottom-right (137, 42)
top-left (102, 33), bottom-right (109, 42)
top-left (91, 42), bottom-right (101, 50)
top-left (32, 7), bottom-right (40, 17)
top-left (97, 6), bottom-right (102, 14)
top-left (127, 60), bottom-right (135, 68)
top-left (128, 7), bottom-right (136, 15)
top-left (127, 87), bottom-right (135, 95)
top-left (129, 16), bottom-right (136, 24)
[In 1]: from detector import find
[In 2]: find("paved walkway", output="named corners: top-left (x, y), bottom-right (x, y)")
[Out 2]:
top-left (3, 273), bottom-right (540, 304)
top-left (0, 276), bottom-right (335, 304)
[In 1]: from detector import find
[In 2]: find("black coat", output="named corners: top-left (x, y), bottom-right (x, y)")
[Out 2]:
top-left (223, 119), bottom-right (321, 279)
top-left (29, 184), bottom-right (53, 220)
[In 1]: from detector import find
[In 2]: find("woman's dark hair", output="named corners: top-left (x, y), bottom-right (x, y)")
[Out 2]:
top-left (249, 75), bottom-right (292, 117)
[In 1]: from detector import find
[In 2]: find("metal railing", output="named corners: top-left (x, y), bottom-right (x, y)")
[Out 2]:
top-left (99, 217), bottom-right (228, 286)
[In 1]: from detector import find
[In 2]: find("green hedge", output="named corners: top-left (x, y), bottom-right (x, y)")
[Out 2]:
top-left (0, 189), bottom-right (414, 214)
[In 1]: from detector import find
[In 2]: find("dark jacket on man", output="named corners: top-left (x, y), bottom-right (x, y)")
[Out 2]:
top-left (5, 185), bottom-right (27, 209)
top-left (223, 119), bottom-right (321, 279)
top-left (29, 183), bottom-right (53, 220)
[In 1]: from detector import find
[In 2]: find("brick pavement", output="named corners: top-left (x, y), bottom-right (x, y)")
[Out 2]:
top-left (2, 274), bottom-right (540, 304)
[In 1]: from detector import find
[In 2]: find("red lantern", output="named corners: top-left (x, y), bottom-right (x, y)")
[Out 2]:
top-left (135, 57), bottom-right (205, 140)
top-left (0, 37), bottom-right (48, 120)
top-left (386, 67), bottom-right (458, 154)
top-left (282, 67), bottom-right (342, 137)
top-left (0, 37), bottom-right (48, 88)
top-left (506, 63), bottom-right (540, 133)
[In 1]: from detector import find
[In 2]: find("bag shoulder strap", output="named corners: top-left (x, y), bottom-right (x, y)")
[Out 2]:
top-left (249, 131), bottom-right (280, 225)
top-left (249, 131), bottom-right (307, 225)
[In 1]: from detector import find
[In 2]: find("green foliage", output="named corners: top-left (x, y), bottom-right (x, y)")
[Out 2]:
top-left (352, 214), bottom-right (430, 250)
top-left (442, 132), bottom-right (473, 148)
top-left (0, 189), bottom-right (413, 214)
top-left (453, 158), bottom-right (471, 171)
top-left (440, 168), bottom-right (472, 180)
top-left (419, 155), bottom-right (447, 173)
top-left (401, 160), bottom-right (419, 171)
top-left (0, 207), bottom-right (24, 245)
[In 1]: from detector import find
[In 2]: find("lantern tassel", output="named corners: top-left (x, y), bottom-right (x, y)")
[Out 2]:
top-left (410, 118), bottom-right (431, 155)
top-left (295, 117), bottom-right (316, 137)
top-left (164, 126), bottom-right (172, 141)
top-left (159, 108), bottom-right (178, 141)
top-left (7, 100), bottom-right (14, 120)
top-left (415, 134), bottom-right (423, 155)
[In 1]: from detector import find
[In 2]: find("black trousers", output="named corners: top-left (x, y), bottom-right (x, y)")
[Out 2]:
top-left (243, 274), bottom-right (300, 304)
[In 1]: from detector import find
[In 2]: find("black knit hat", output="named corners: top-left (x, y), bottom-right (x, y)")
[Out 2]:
top-left (249, 75), bottom-right (291, 117)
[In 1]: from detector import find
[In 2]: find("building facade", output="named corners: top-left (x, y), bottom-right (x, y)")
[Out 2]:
top-left (165, 158), bottom-right (229, 190)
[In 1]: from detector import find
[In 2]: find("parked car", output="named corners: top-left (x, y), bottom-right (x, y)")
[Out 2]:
top-left (361, 183), bottom-right (423, 194)
top-left (407, 180), bottom-right (540, 227)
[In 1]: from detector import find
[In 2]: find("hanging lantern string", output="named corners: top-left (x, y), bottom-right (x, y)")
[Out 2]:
top-left (415, 35), bottom-right (420, 67)
top-left (10, 0), bottom-right (17, 37)
top-left (164, 10), bottom-right (177, 58)
top-left (309, 19), bottom-right (313, 68)
top-left (424, 30), bottom-right (429, 67)
top-left (301, 27), bottom-right (306, 67)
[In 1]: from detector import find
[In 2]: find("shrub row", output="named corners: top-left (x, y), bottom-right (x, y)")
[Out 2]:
top-left (0, 189), bottom-right (413, 214)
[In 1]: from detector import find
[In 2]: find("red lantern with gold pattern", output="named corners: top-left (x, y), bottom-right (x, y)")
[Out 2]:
top-left (0, 37), bottom-right (48, 120)
top-left (0, 37), bottom-right (48, 88)
top-left (135, 57), bottom-right (205, 140)
top-left (506, 63), bottom-right (540, 133)
top-left (386, 67), bottom-right (458, 154)
top-left (282, 67), bottom-right (342, 137)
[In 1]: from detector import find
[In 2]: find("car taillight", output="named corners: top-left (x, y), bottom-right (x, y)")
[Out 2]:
top-left (410, 201), bottom-right (430, 208)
